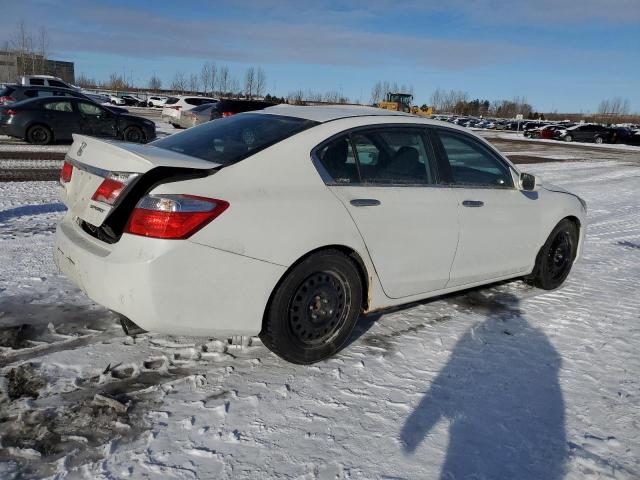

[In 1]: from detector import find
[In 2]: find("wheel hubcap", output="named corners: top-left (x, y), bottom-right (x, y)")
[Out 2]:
top-left (289, 271), bottom-right (350, 345)
top-left (33, 128), bottom-right (46, 142)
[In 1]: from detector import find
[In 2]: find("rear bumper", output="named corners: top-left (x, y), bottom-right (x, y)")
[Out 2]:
top-left (54, 215), bottom-right (286, 337)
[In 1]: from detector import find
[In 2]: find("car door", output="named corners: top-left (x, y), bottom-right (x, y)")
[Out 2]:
top-left (431, 128), bottom-right (541, 287)
top-left (76, 100), bottom-right (118, 138)
top-left (317, 127), bottom-right (460, 299)
top-left (41, 99), bottom-right (79, 140)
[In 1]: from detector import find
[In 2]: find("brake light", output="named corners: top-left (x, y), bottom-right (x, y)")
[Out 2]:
top-left (125, 195), bottom-right (229, 239)
top-left (0, 96), bottom-right (15, 103)
top-left (5, 109), bottom-right (17, 116)
top-left (91, 171), bottom-right (139, 205)
top-left (168, 105), bottom-right (181, 110)
top-left (60, 161), bottom-right (73, 183)
top-left (222, 111), bottom-right (234, 117)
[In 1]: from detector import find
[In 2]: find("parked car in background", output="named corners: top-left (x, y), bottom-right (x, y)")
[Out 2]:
top-left (120, 94), bottom-right (145, 106)
top-left (108, 95), bottom-right (126, 106)
top-left (531, 124), bottom-right (568, 139)
top-left (0, 96), bottom-right (155, 144)
top-left (556, 124), bottom-right (611, 143)
top-left (19, 75), bottom-right (79, 90)
top-left (1, 84), bottom-right (86, 104)
top-left (0, 84), bottom-right (129, 114)
top-left (161, 95), bottom-right (217, 127)
top-left (208, 99), bottom-right (275, 121)
top-left (147, 96), bottom-right (167, 108)
top-left (177, 103), bottom-right (216, 129)
top-left (53, 105), bottom-right (586, 364)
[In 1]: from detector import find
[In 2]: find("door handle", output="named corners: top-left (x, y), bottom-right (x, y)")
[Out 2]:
top-left (350, 198), bottom-right (381, 207)
top-left (462, 200), bottom-right (484, 207)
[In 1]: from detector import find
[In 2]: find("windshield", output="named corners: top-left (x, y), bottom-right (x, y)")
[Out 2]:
top-left (150, 113), bottom-right (318, 165)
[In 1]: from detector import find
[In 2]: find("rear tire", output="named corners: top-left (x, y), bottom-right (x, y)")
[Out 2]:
top-left (525, 219), bottom-right (578, 290)
top-left (564, 134), bottom-right (573, 142)
top-left (123, 126), bottom-right (144, 143)
top-left (594, 136), bottom-right (604, 144)
top-left (260, 250), bottom-right (363, 364)
top-left (26, 124), bottom-right (52, 145)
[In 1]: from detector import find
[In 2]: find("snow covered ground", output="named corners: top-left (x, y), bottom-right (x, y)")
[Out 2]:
top-left (0, 156), bottom-right (639, 478)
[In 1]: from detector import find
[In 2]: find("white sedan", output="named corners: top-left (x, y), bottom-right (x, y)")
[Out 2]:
top-left (54, 105), bottom-right (586, 364)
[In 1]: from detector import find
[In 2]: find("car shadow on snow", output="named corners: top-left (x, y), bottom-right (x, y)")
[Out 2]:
top-left (399, 291), bottom-right (567, 479)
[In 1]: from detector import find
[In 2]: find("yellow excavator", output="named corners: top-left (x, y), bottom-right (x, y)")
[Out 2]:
top-left (378, 92), bottom-right (432, 117)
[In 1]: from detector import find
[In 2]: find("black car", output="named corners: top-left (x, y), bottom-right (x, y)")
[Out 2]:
top-left (558, 124), bottom-right (611, 143)
top-left (0, 97), bottom-right (155, 144)
top-left (210, 99), bottom-right (275, 120)
top-left (0, 84), bottom-right (129, 114)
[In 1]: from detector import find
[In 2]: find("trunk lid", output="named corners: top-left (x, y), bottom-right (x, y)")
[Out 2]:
top-left (61, 134), bottom-right (217, 227)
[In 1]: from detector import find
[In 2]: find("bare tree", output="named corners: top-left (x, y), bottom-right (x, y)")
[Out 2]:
top-left (188, 73), bottom-right (199, 93)
top-left (244, 66), bottom-right (256, 97)
top-left (370, 81), bottom-right (384, 104)
top-left (218, 65), bottom-right (229, 94)
top-left (148, 74), bottom-right (162, 92)
top-left (287, 90), bottom-right (305, 105)
top-left (209, 63), bottom-right (218, 95)
top-left (76, 73), bottom-right (97, 88)
top-left (104, 73), bottom-right (129, 91)
top-left (200, 62), bottom-right (211, 94)
top-left (255, 67), bottom-right (266, 97)
top-left (170, 71), bottom-right (187, 93)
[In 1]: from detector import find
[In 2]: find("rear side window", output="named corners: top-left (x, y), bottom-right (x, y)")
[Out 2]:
top-left (77, 102), bottom-right (102, 115)
top-left (49, 80), bottom-right (67, 87)
top-left (43, 101), bottom-right (73, 112)
top-left (316, 136), bottom-right (359, 184)
top-left (165, 97), bottom-right (179, 105)
top-left (151, 113), bottom-right (318, 165)
top-left (436, 130), bottom-right (512, 187)
top-left (29, 78), bottom-right (45, 85)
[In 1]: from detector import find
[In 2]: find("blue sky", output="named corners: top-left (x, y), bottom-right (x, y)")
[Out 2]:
top-left (2, 0), bottom-right (639, 112)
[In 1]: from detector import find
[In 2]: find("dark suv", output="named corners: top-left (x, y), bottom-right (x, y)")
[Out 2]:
top-left (558, 124), bottom-right (612, 143)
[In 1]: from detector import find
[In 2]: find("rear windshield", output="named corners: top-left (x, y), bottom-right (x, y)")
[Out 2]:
top-left (165, 97), bottom-right (179, 105)
top-left (185, 97), bottom-right (216, 106)
top-left (151, 113), bottom-right (318, 165)
top-left (0, 86), bottom-right (15, 96)
top-left (191, 103), bottom-right (215, 113)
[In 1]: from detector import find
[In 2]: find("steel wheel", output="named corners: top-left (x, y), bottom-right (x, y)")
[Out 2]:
top-left (545, 231), bottom-right (573, 282)
top-left (288, 271), bottom-right (350, 346)
top-left (124, 126), bottom-right (144, 143)
top-left (27, 125), bottom-right (52, 145)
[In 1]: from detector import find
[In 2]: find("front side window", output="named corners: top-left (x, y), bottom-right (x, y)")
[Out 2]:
top-left (49, 80), bottom-right (66, 87)
top-left (152, 113), bottom-right (318, 165)
top-left (43, 101), bottom-right (72, 112)
top-left (77, 102), bottom-right (103, 115)
top-left (316, 128), bottom-right (435, 186)
top-left (436, 130), bottom-right (512, 187)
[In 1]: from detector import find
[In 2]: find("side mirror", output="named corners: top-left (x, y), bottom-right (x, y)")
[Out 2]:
top-left (520, 172), bottom-right (537, 191)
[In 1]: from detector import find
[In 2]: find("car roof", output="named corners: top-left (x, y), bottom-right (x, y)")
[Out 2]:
top-left (256, 104), bottom-right (413, 123)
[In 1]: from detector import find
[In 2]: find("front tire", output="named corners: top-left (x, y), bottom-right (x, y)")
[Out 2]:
top-left (26, 124), bottom-right (52, 145)
top-left (123, 126), bottom-right (145, 143)
top-left (594, 136), bottom-right (604, 144)
top-left (564, 134), bottom-right (573, 142)
top-left (260, 250), bottom-right (363, 364)
top-left (526, 219), bottom-right (578, 290)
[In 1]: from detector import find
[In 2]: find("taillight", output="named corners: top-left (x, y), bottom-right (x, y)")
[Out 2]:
top-left (91, 172), bottom-right (139, 205)
top-left (169, 105), bottom-right (181, 110)
top-left (222, 111), bottom-right (234, 117)
top-left (5, 109), bottom-right (17, 116)
top-left (124, 195), bottom-right (229, 239)
top-left (0, 96), bottom-right (15, 103)
top-left (60, 161), bottom-right (73, 183)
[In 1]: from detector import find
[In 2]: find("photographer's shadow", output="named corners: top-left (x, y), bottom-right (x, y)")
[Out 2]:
top-left (400, 291), bottom-right (566, 480)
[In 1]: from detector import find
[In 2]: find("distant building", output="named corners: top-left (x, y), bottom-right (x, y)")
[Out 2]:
top-left (0, 50), bottom-right (75, 84)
